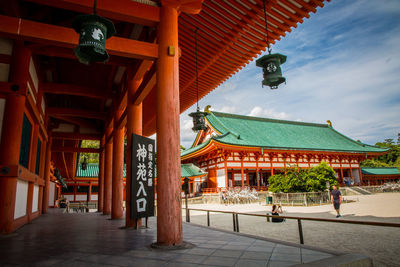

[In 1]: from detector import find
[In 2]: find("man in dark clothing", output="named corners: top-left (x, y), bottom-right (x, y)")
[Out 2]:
top-left (331, 185), bottom-right (342, 218)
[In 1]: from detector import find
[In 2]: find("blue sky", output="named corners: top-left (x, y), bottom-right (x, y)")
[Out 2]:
top-left (179, 0), bottom-right (400, 149)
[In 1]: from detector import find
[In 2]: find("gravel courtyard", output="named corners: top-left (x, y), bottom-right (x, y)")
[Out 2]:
top-left (185, 193), bottom-right (400, 267)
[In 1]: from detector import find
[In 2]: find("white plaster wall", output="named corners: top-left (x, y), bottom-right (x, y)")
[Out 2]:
top-left (14, 180), bottom-right (28, 219)
top-left (258, 163), bottom-right (270, 167)
top-left (351, 164), bottom-right (360, 168)
top-left (76, 195), bottom-right (88, 201)
top-left (217, 163), bottom-right (224, 168)
top-left (298, 163), bottom-right (309, 168)
top-left (352, 169), bottom-right (361, 184)
top-left (216, 169), bottom-right (225, 187)
top-left (91, 194), bottom-right (98, 201)
top-left (29, 57), bottom-right (38, 92)
top-left (49, 182), bottom-right (55, 207)
top-left (227, 162), bottom-right (241, 167)
top-left (272, 163), bottom-right (284, 168)
top-left (243, 162), bottom-right (256, 167)
top-left (64, 195), bottom-right (74, 201)
top-left (32, 185), bottom-right (39, 213)
top-left (0, 98), bottom-right (5, 141)
top-left (342, 164), bottom-right (350, 168)
top-left (53, 123), bottom-right (75, 133)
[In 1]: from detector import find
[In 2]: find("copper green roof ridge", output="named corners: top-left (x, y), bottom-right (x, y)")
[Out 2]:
top-left (361, 167), bottom-right (400, 175)
top-left (206, 112), bottom-right (240, 138)
top-left (211, 111), bottom-right (329, 128)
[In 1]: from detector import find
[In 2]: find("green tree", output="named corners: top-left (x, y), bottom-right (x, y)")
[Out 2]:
top-left (268, 162), bottom-right (338, 193)
top-left (78, 140), bottom-right (100, 164)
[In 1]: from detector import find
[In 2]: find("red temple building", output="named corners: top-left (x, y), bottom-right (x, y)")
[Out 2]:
top-left (181, 110), bottom-right (388, 190)
top-left (0, 0), bottom-right (335, 247)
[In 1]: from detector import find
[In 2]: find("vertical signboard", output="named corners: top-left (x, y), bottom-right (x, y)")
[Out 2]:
top-left (131, 134), bottom-right (155, 219)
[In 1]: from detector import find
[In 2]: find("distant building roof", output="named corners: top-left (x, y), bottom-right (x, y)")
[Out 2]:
top-left (182, 111), bottom-right (388, 158)
top-left (361, 167), bottom-right (400, 175)
top-left (75, 163), bottom-right (206, 178)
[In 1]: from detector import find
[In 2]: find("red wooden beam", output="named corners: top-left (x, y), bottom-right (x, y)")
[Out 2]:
top-left (42, 83), bottom-right (112, 99)
top-left (52, 132), bottom-right (101, 140)
top-left (47, 107), bottom-right (107, 120)
top-left (24, 0), bottom-right (160, 27)
top-left (0, 15), bottom-right (158, 60)
top-left (51, 146), bottom-right (100, 153)
top-left (51, 115), bottom-right (100, 130)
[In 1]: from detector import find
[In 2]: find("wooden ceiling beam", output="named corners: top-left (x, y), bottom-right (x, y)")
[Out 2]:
top-left (23, 0), bottom-right (160, 27)
top-left (47, 107), bottom-right (107, 120)
top-left (0, 15), bottom-right (158, 60)
top-left (51, 146), bottom-right (100, 153)
top-left (42, 83), bottom-right (112, 99)
top-left (52, 132), bottom-right (101, 140)
top-left (51, 115), bottom-right (100, 130)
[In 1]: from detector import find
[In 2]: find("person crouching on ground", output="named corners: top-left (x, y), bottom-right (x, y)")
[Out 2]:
top-left (271, 204), bottom-right (284, 223)
top-left (331, 185), bottom-right (342, 218)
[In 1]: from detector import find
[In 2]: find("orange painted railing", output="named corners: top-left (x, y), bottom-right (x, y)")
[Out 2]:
top-left (202, 186), bottom-right (269, 194)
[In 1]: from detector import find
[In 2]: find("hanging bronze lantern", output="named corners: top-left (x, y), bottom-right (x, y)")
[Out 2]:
top-left (189, 108), bottom-right (208, 132)
top-left (189, 28), bottom-right (208, 132)
top-left (72, 0), bottom-right (116, 64)
top-left (256, 53), bottom-right (287, 89)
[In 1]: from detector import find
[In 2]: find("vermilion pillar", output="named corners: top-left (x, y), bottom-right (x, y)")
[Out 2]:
top-left (103, 128), bottom-right (113, 215)
top-left (42, 133), bottom-right (52, 213)
top-left (98, 137), bottom-right (105, 212)
top-left (0, 44), bottom-right (30, 234)
top-left (156, 3), bottom-right (182, 246)
top-left (111, 110), bottom-right (124, 220)
top-left (126, 78), bottom-right (143, 228)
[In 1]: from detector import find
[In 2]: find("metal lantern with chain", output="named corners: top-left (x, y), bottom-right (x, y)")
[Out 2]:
top-left (256, 0), bottom-right (287, 90)
top-left (189, 28), bottom-right (208, 131)
top-left (72, 0), bottom-right (116, 64)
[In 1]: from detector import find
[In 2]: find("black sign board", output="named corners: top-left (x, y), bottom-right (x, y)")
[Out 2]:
top-left (130, 134), bottom-right (155, 219)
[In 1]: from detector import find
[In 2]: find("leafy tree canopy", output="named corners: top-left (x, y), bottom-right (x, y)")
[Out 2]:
top-left (268, 162), bottom-right (338, 193)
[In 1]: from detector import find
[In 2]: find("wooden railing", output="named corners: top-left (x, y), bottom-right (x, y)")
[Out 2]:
top-left (183, 208), bottom-right (400, 245)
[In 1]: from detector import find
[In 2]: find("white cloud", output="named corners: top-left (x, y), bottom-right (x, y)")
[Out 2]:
top-left (248, 106), bottom-right (289, 120)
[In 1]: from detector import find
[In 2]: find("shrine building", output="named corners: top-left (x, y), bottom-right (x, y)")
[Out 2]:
top-left (0, 0), bottom-right (335, 247)
top-left (181, 110), bottom-right (388, 190)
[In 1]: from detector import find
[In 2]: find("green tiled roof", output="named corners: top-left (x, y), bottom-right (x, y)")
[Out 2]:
top-left (361, 167), bottom-right (400, 175)
top-left (75, 163), bottom-right (126, 178)
top-left (182, 111), bottom-right (388, 157)
top-left (181, 163), bottom-right (207, 177)
top-left (75, 163), bottom-right (205, 178)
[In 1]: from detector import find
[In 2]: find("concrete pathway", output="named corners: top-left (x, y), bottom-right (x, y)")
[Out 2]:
top-left (0, 209), bottom-right (345, 267)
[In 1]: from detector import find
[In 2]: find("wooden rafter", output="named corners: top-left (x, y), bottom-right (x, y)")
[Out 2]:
top-left (42, 83), bottom-right (112, 99)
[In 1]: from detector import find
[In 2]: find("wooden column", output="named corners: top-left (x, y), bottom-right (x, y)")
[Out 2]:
top-left (240, 156), bottom-right (244, 187)
top-left (88, 182), bottom-right (92, 202)
top-left (42, 134), bottom-right (52, 213)
top-left (103, 128), bottom-right (113, 215)
top-left (111, 110), bottom-right (124, 219)
top-left (255, 154), bottom-right (260, 188)
top-left (126, 78), bottom-right (143, 228)
top-left (156, 3), bottom-right (182, 246)
top-left (0, 44), bottom-right (30, 234)
top-left (98, 137), bottom-right (105, 212)
top-left (224, 160), bottom-right (228, 189)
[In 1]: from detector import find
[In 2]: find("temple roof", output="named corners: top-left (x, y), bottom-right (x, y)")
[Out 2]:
top-left (75, 163), bottom-right (206, 178)
top-left (182, 111), bottom-right (388, 158)
top-left (361, 167), bottom-right (400, 175)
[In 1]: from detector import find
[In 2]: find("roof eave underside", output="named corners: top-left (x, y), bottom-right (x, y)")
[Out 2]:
top-left (178, 0), bottom-right (329, 115)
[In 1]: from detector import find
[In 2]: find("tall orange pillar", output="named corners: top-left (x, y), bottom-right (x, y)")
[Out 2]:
top-left (0, 43), bottom-right (30, 234)
top-left (98, 137), bottom-right (105, 212)
top-left (103, 128), bottom-right (113, 215)
top-left (42, 133), bottom-right (52, 213)
top-left (156, 3), bottom-right (182, 246)
top-left (111, 110), bottom-right (124, 220)
top-left (126, 77), bottom-right (143, 228)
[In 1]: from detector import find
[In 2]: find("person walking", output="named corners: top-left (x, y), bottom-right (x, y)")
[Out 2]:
top-left (331, 185), bottom-right (342, 218)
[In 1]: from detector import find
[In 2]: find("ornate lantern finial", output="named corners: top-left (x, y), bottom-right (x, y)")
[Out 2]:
top-left (256, 0), bottom-right (287, 90)
top-left (189, 28), bottom-right (208, 132)
top-left (72, 0), bottom-right (116, 64)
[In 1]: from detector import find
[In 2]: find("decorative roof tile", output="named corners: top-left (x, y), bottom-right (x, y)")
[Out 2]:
top-left (361, 167), bottom-right (400, 175)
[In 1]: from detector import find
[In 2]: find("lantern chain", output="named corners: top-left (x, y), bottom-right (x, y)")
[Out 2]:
top-left (195, 27), bottom-right (199, 111)
top-left (263, 0), bottom-right (271, 54)
top-left (93, 0), bottom-right (97, 15)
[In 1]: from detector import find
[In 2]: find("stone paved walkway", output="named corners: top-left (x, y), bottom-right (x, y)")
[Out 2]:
top-left (0, 209), bottom-right (339, 266)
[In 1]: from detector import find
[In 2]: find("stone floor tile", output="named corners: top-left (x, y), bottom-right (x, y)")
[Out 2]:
top-left (185, 247), bottom-right (216, 256)
top-left (267, 260), bottom-right (296, 267)
top-left (246, 246), bottom-right (274, 253)
top-left (197, 243), bottom-right (224, 249)
top-left (270, 252), bottom-right (301, 263)
top-left (302, 253), bottom-right (333, 263)
top-left (165, 262), bottom-right (199, 267)
top-left (221, 245), bottom-right (251, 251)
top-left (240, 251), bottom-right (271, 260)
top-left (201, 256), bottom-right (239, 266)
top-left (235, 259), bottom-right (268, 267)
top-left (172, 253), bottom-right (207, 264)
top-left (212, 249), bottom-right (243, 258)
